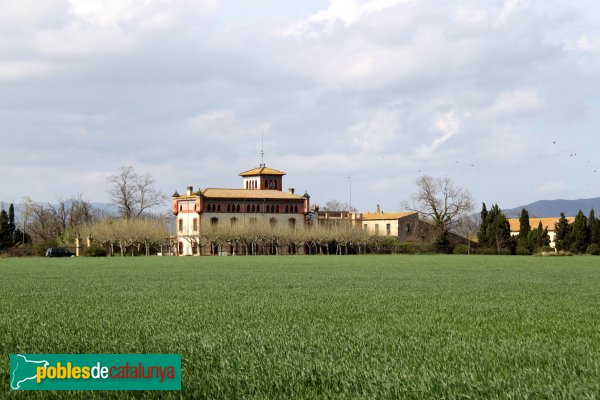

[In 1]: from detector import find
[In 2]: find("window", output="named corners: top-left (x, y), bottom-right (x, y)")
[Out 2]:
top-left (246, 204), bottom-right (250, 212)
top-left (193, 218), bottom-right (198, 232)
top-left (269, 217), bottom-right (277, 228)
top-left (227, 204), bottom-right (231, 212)
top-left (192, 242), bottom-right (198, 255)
top-left (267, 205), bottom-right (271, 213)
top-left (275, 205), bottom-right (279, 213)
top-left (295, 205), bottom-right (298, 213)
top-left (217, 204), bottom-right (221, 212)
top-left (252, 204), bottom-right (256, 212)
top-left (375, 224), bottom-right (379, 235)
top-left (406, 223), bottom-right (411, 233)
top-left (386, 223), bottom-right (391, 236)
top-left (364, 223), bottom-right (368, 231)
top-left (179, 205), bottom-right (182, 211)
top-left (178, 242), bottom-right (183, 255)
top-left (236, 205), bottom-right (240, 212)
top-left (178, 219), bottom-right (183, 232)
top-left (285, 205), bottom-right (289, 213)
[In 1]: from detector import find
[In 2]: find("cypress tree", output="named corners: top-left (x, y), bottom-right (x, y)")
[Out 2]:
top-left (518, 209), bottom-right (530, 250)
top-left (7, 203), bottom-right (16, 245)
top-left (570, 210), bottom-right (589, 253)
top-left (0, 209), bottom-right (9, 250)
top-left (588, 209), bottom-right (600, 246)
top-left (554, 213), bottom-right (572, 252)
top-left (478, 203), bottom-right (488, 246)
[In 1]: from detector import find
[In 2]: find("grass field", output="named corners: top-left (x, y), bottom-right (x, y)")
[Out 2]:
top-left (1, 255), bottom-right (600, 399)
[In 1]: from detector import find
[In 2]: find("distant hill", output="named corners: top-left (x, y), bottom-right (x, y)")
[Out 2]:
top-left (504, 198), bottom-right (600, 218)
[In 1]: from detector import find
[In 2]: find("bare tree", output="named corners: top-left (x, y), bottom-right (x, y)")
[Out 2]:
top-left (403, 175), bottom-right (474, 245)
top-left (107, 166), bottom-right (167, 219)
top-left (321, 199), bottom-right (357, 212)
top-left (454, 215), bottom-right (479, 254)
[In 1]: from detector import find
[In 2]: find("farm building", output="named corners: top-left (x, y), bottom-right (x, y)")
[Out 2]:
top-left (508, 217), bottom-right (575, 249)
top-left (172, 165), bottom-right (310, 255)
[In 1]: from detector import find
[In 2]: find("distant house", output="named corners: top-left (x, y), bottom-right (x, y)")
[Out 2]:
top-left (508, 217), bottom-right (575, 249)
top-left (360, 211), bottom-right (420, 241)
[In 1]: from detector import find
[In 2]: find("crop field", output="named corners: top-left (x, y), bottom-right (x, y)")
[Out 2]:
top-left (1, 255), bottom-right (600, 399)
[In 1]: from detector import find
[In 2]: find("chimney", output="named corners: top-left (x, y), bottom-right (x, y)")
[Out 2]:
top-left (187, 186), bottom-right (193, 196)
top-left (376, 204), bottom-right (381, 214)
top-left (288, 188), bottom-right (295, 195)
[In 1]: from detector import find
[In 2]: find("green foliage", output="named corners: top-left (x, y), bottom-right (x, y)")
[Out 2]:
top-left (477, 202), bottom-right (488, 244)
top-left (518, 208), bottom-right (530, 242)
top-left (33, 239), bottom-right (59, 256)
top-left (570, 211), bottom-right (589, 254)
top-left (554, 213), bottom-right (572, 252)
top-left (452, 243), bottom-right (470, 254)
top-left (586, 244), bottom-right (600, 256)
top-left (84, 243), bottom-right (108, 257)
top-left (588, 209), bottom-right (600, 246)
top-left (2, 256), bottom-right (600, 398)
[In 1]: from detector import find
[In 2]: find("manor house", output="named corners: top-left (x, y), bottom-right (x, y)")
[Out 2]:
top-left (172, 165), bottom-right (310, 255)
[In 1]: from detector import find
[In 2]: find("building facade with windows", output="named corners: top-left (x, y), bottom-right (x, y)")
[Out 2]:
top-left (172, 166), bottom-right (310, 255)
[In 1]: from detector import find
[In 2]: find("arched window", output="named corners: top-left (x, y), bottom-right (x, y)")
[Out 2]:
top-left (276, 205), bottom-right (279, 213)
top-left (217, 204), bottom-right (221, 212)
top-left (251, 204), bottom-right (255, 212)
top-left (227, 204), bottom-right (231, 212)
top-left (236, 204), bottom-right (240, 212)
top-left (246, 204), bottom-right (250, 212)
top-left (178, 219), bottom-right (183, 232)
top-left (254, 180), bottom-right (257, 189)
top-left (267, 205), bottom-right (271, 213)
top-left (285, 205), bottom-right (289, 213)
top-left (295, 205), bottom-right (298, 213)
top-left (178, 242), bottom-right (183, 255)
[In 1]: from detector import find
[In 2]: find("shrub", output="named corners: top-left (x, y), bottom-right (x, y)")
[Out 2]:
top-left (34, 240), bottom-right (59, 256)
top-left (586, 244), bottom-right (600, 256)
top-left (453, 244), bottom-right (470, 255)
top-left (85, 243), bottom-right (107, 257)
top-left (515, 245), bottom-right (532, 256)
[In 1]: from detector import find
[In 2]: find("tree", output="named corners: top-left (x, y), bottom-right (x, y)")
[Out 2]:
top-left (404, 175), bottom-right (474, 248)
top-left (0, 209), bottom-right (10, 250)
top-left (518, 209), bottom-right (530, 241)
top-left (321, 200), bottom-right (357, 212)
top-left (477, 203), bottom-right (488, 244)
top-left (107, 166), bottom-right (166, 219)
top-left (570, 210), bottom-right (589, 253)
top-left (482, 204), bottom-right (511, 253)
top-left (588, 209), bottom-right (600, 246)
top-left (554, 213), bottom-right (572, 252)
top-left (455, 215), bottom-right (479, 254)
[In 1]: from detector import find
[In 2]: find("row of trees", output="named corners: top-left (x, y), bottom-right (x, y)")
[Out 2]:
top-left (478, 204), bottom-right (551, 255)
top-left (555, 210), bottom-right (600, 254)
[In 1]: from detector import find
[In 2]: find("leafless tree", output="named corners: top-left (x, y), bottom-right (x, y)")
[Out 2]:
top-left (321, 199), bottom-right (357, 212)
top-left (403, 175), bottom-right (474, 242)
top-left (107, 166), bottom-right (167, 219)
top-left (454, 215), bottom-right (479, 254)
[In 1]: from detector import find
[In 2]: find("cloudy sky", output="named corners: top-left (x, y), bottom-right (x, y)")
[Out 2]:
top-left (1, 0), bottom-right (599, 213)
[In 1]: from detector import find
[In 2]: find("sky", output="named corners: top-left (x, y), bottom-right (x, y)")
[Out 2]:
top-left (1, 0), bottom-right (600, 214)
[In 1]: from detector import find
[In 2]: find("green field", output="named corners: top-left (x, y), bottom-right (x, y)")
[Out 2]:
top-left (1, 255), bottom-right (600, 399)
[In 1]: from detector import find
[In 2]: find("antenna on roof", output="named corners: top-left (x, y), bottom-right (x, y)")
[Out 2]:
top-left (260, 131), bottom-right (265, 167)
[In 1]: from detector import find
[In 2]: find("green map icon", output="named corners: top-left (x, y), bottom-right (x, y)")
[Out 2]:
top-left (10, 354), bottom-right (49, 390)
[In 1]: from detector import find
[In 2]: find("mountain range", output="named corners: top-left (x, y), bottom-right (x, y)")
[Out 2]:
top-left (503, 197), bottom-right (600, 218)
